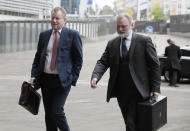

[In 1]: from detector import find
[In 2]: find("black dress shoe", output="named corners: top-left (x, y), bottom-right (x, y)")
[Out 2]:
top-left (168, 84), bottom-right (174, 87)
top-left (169, 84), bottom-right (179, 87)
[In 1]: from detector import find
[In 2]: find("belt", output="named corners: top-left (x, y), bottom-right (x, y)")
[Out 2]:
top-left (41, 72), bottom-right (59, 78)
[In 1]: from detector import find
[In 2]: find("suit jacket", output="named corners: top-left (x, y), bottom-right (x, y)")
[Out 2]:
top-left (165, 44), bottom-right (181, 71)
top-left (31, 27), bottom-right (83, 89)
top-left (91, 33), bottom-right (161, 102)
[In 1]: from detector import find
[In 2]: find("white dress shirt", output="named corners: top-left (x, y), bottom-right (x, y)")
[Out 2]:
top-left (44, 29), bottom-right (61, 74)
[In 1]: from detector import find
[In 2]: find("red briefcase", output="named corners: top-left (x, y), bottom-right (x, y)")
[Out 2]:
top-left (18, 81), bottom-right (41, 115)
top-left (137, 95), bottom-right (167, 131)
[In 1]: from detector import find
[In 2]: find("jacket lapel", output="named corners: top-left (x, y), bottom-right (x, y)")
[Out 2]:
top-left (114, 37), bottom-right (121, 64)
top-left (58, 27), bottom-right (67, 48)
top-left (44, 29), bottom-right (52, 50)
top-left (40, 29), bottom-right (52, 63)
top-left (129, 33), bottom-right (137, 60)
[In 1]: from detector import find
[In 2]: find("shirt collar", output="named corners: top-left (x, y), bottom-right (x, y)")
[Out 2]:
top-left (126, 30), bottom-right (133, 40)
top-left (53, 28), bottom-right (62, 34)
top-left (120, 30), bottom-right (133, 40)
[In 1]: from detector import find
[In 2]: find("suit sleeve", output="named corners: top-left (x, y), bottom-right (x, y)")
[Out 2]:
top-left (91, 42), bottom-right (110, 82)
top-left (31, 32), bottom-right (43, 78)
top-left (178, 47), bottom-right (181, 59)
top-left (71, 31), bottom-right (83, 86)
top-left (164, 47), bottom-right (168, 56)
top-left (145, 37), bottom-right (161, 93)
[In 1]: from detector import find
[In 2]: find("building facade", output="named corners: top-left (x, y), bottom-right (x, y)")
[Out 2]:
top-left (125, 0), bottom-right (190, 20)
top-left (125, 0), bottom-right (150, 20)
top-left (138, 0), bottom-right (150, 20)
top-left (151, 0), bottom-right (190, 16)
top-left (61, 0), bottom-right (80, 14)
top-left (125, 0), bottom-right (138, 18)
top-left (114, 0), bottom-right (126, 13)
top-left (53, 0), bottom-right (61, 8)
top-left (0, 0), bottom-right (54, 19)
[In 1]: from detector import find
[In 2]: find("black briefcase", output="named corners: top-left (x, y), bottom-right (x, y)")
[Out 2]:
top-left (137, 95), bottom-right (167, 131)
top-left (18, 81), bottom-right (41, 115)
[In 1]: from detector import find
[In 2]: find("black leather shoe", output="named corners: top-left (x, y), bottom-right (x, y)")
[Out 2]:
top-left (169, 84), bottom-right (179, 87)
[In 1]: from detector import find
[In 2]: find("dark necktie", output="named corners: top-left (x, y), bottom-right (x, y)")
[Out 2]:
top-left (122, 37), bottom-right (128, 58)
top-left (50, 31), bottom-right (60, 70)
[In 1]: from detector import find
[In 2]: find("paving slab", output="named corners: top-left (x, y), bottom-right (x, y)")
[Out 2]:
top-left (0, 34), bottom-right (190, 131)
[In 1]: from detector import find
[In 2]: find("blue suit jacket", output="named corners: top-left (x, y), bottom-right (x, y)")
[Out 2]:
top-left (31, 27), bottom-right (83, 89)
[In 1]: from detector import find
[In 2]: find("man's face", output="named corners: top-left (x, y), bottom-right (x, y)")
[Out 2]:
top-left (51, 10), bottom-right (66, 31)
top-left (117, 17), bottom-right (132, 37)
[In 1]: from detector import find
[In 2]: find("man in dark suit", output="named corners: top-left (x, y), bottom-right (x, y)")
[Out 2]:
top-left (29, 7), bottom-right (83, 131)
top-left (91, 13), bottom-right (160, 131)
top-left (165, 39), bottom-right (181, 87)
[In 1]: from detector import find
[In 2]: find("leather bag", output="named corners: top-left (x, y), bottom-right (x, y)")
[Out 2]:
top-left (137, 95), bottom-right (167, 131)
top-left (18, 81), bottom-right (41, 115)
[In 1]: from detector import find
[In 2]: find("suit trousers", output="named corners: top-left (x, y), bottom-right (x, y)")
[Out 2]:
top-left (117, 93), bottom-right (141, 131)
top-left (116, 57), bottom-right (142, 131)
top-left (169, 69), bottom-right (178, 86)
top-left (40, 72), bottom-right (71, 131)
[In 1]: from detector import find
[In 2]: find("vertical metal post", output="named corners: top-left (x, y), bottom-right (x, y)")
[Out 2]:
top-left (90, 22), bottom-right (92, 38)
top-left (88, 21), bottom-right (90, 38)
top-left (78, 22), bottom-right (81, 34)
top-left (10, 22), bottom-right (13, 52)
top-left (85, 22), bottom-right (87, 37)
top-left (46, 20), bottom-right (49, 30)
top-left (0, 22), bottom-right (3, 53)
top-left (76, 22), bottom-right (78, 32)
top-left (1, 22), bottom-right (6, 53)
top-left (17, 22), bottom-right (20, 51)
top-left (29, 22), bottom-right (33, 49)
top-left (23, 22), bottom-right (26, 51)
top-left (72, 22), bottom-right (74, 30)
top-left (41, 21), bottom-right (44, 32)
top-left (81, 22), bottom-right (84, 36)
top-left (35, 22), bottom-right (39, 48)
top-left (95, 20), bottom-right (97, 38)
top-left (94, 22), bottom-right (96, 38)
top-left (92, 20), bottom-right (95, 38)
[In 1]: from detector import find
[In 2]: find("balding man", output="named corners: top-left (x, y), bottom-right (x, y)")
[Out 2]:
top-left (165, 39), bottom-right (181, 87)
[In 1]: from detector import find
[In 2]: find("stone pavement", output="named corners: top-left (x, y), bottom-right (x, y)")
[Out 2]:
top-left (0, 33), bottom-right (190, 131)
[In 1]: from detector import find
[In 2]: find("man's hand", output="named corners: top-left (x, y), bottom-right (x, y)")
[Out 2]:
top-left (29, 77), bottom-right (36, 86)
top-left (150, 92), bottom-right (160, 98)
top-left (91, 78), bottom-right (98, 89)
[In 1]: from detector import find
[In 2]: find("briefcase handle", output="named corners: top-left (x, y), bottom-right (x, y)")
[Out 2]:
top-left (23, 81), bottom-right (38, 90)
top-left (149, 95), bottom-right (157, 103)
top-left (22, 81), bottom-right (33, 88)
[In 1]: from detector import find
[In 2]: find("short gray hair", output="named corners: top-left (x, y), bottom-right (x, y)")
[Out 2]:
top-left (117, 13), bottom-right (133, 24)
top-left (51, 7), bottom-right (67, 18)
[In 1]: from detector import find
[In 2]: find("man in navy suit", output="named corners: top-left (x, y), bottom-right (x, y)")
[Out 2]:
top-left (29, 7), bottom-right (83, 131)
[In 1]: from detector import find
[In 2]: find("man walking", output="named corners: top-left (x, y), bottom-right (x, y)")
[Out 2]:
top-left (29, 7), bottom-right (83, 131)
top-left (165, 39), bottom-right (181, 87)
top-left (91, 13), bottom-right (160, 131)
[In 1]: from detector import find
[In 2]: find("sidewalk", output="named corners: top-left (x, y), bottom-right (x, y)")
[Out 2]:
top-left (0, 34), bottom-right (190, 131)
